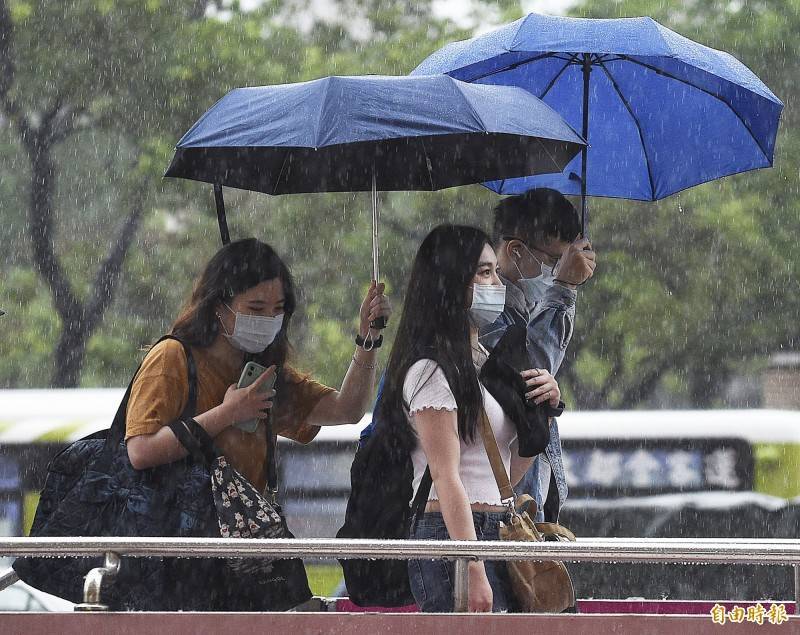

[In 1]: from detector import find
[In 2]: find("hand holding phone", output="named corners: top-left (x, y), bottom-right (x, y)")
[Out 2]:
top-left (233, 362), bottom-right (277, 433)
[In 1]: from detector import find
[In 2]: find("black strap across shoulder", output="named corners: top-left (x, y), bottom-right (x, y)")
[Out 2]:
top-left (105, 334), bottom-right (200, 459)
top-left (168, 417), bottom-right (219, 465)
top-left (264, 413), bottom-right (279, 495)
top-left (408, 466), bottom-right (432, 533)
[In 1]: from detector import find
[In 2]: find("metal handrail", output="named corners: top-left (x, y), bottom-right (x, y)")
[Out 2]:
top-left (3, 536), bottom-right (800, 563)
top-left (3, 537), bottom-right (800, 613)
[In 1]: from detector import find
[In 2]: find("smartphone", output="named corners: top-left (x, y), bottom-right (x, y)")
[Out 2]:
top-left (234, 361), bottom-right (276, 433)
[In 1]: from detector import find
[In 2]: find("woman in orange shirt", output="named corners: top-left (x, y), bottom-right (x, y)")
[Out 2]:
top-left (124, 237), bottom-right (390, 608)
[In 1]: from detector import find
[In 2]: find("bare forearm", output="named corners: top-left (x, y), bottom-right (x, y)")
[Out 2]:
top-left (310, 345), bottom-right (377, 425)
top-left (434, 475), bottom-right (492, 589)
top-left (435, 475), bottom-right (479, 541)
top-left (340, 345), bottom-right (378, 413)
top-left (127, 403), bottom-right (232, 469)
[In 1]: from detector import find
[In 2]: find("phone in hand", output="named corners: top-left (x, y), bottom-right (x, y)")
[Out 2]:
top-left (234, 361), bottom-right (275, 433)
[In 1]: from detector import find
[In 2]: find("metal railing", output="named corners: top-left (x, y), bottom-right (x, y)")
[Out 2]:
top-left (2, 537), bottom-right (800, 613)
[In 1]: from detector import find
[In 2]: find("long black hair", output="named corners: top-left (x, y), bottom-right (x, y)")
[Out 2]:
top-left (170, 238), bottom-right (296, 370)
top-left (377, 224), bottom-right (491, 446)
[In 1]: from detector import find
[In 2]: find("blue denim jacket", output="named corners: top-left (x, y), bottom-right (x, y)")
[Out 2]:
top-left (479, 277), bottom-right (576, 521)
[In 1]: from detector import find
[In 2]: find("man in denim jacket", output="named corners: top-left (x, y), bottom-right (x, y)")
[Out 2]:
top-left (480, 189), bottom-right (596, 522)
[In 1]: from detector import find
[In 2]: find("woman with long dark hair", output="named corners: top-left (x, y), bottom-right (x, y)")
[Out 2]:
top-left (124, 237), bottom-right (390, 607)
top-left (376, 225), bottom-right (560, 613)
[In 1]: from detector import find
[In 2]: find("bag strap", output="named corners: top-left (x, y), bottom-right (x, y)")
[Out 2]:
top-left (478, 409), bottom-right (516, 504)
top-left (168, 417), bottom-right (219, 465)
top-left (535, 521), bottom-right (576, 542)
top-left (543, 469), bottom-right (560, 522)
top-left (105, 334), bottom-right (198, 452)
top-left (264, 409), bottom-right (279, 501)
top-left (408, 466), bottom-right (432, 533)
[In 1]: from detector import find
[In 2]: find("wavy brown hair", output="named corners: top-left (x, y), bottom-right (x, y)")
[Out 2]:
top-left (171, 238), bottom-right (296, 369)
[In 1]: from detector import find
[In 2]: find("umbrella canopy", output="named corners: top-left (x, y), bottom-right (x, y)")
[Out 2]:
top-left (165, 74), bottom-right (585, 195)
top-left (413, 14), bottom-right (783, 214)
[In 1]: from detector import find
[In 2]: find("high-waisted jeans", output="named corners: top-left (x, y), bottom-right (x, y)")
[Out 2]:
top-left (408, 511), bottom-right (517, 613)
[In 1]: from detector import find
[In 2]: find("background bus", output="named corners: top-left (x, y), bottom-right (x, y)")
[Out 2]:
top-left (3, 388), bottom-right (800, 538)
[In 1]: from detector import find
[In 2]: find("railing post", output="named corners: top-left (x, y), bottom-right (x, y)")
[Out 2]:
top-left (74, 551), bottom-right (121, 612)
top-left (453, 558), bottom-right (470, 612)
top-left (794, 564), bottom-right (800, 615)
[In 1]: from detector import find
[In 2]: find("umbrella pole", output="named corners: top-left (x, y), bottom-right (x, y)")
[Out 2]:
top-left (370, 167), bottom-right (387, 332)
top-left (372, 169), bottom-right (379, 283)
top-left (580, 53), bottom-right (591, 239)
top-left (214, 184), bottom-right (231, 245)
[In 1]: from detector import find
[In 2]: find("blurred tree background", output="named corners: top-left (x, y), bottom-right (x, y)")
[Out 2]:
top-left (0, 0), bottom-right (796, 409)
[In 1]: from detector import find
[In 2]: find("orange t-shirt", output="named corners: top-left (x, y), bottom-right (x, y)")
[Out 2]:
top-left (125, 338), bottom-right (335, 492)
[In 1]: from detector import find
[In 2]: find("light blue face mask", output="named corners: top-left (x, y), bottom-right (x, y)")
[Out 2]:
top-left (512, 243), bottom-right (555, 302)
top-left (469, 283), bottom-right (507, 328)
top-left (221, 303), bottom-right (284, 353)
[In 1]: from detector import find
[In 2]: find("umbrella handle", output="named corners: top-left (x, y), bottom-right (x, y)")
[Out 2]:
top-left (370, 316), bottom-right (388, 330)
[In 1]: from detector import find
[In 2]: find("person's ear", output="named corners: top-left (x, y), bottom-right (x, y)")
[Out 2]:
top-left (506, 239), bottom-right (522, 260)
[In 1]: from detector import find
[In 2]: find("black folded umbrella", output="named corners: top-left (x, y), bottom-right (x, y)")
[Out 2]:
top-left (480, 324), bottom-right (562, 458)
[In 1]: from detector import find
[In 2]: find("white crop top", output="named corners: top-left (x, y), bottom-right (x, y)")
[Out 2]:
top-left (403, 359), bottom-right (518, 506)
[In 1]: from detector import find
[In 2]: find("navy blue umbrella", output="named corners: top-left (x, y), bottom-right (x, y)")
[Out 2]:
top-left (413, 14), bottom-right (784, 232)
top-left (166, 74), bottom-right (584, 292)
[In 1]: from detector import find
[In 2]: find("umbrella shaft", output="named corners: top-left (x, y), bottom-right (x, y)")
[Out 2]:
top-left (214, 185), bottom-right (231, 245)
top-left (372, 170), bottom-right (379, 281)
top-left (581, 54), bottom-right (591, 238)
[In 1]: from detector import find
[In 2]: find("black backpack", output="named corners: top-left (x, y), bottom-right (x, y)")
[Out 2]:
top-left (336, 410), bottom-right (430, 607)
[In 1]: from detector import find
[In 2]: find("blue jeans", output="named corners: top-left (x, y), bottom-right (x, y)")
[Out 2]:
top-left (408, 511), bottom-right (517, 613)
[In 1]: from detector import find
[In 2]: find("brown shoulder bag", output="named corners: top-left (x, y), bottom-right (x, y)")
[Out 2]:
top-left (479, 411), bottom-right (577, 613)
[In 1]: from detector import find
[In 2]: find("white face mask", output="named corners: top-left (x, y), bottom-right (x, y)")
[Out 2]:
top-left (469, 283), bottom-right (506, 328)
top-left (220, 303), bottom-right (284, 354)
top-left (513, 243), bottom-right (556, 302)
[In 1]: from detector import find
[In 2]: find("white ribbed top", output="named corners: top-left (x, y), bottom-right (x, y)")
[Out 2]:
top-left (403, 359), bottom-right (516, 506)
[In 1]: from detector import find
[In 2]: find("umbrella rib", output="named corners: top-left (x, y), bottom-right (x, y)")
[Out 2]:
top-left (420, 137), bottom-right (435, 190)
top-left (464, 52), bottom-right (563, 82)
top-left (534, 135), bottom-right (563, 175)
top-left (313, 78), bottom-right (334, 148)
top-left (616, 54), bottom-right (772, 164)
top-left (539, 53), bottom-right (578, 100)
top-left (272, 150), bottom-right (291, 196)
top-left (597, 60), bottom-right (658, 200)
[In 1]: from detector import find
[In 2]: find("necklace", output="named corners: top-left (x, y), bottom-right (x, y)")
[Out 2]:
top-left (471, 343), bottom-right (488, 366)
top-left (471, 342), bottom-right (488, 355)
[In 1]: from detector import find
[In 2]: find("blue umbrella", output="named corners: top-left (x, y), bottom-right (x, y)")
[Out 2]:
top-left (166, 74), bottom-right (585, 284)
top-left (413, 14), bottom-right (784, 232)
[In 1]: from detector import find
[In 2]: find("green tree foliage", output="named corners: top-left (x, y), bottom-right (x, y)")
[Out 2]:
top-left (0, 0), bottom-right (796, 411)
top-left (0, 0), bottom-right (470, 389)
top-left (0, 0), bottom-right (225, 386)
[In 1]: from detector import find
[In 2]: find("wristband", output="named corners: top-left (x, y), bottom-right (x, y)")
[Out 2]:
top-left (355, 333), bottom-right (383, 349)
